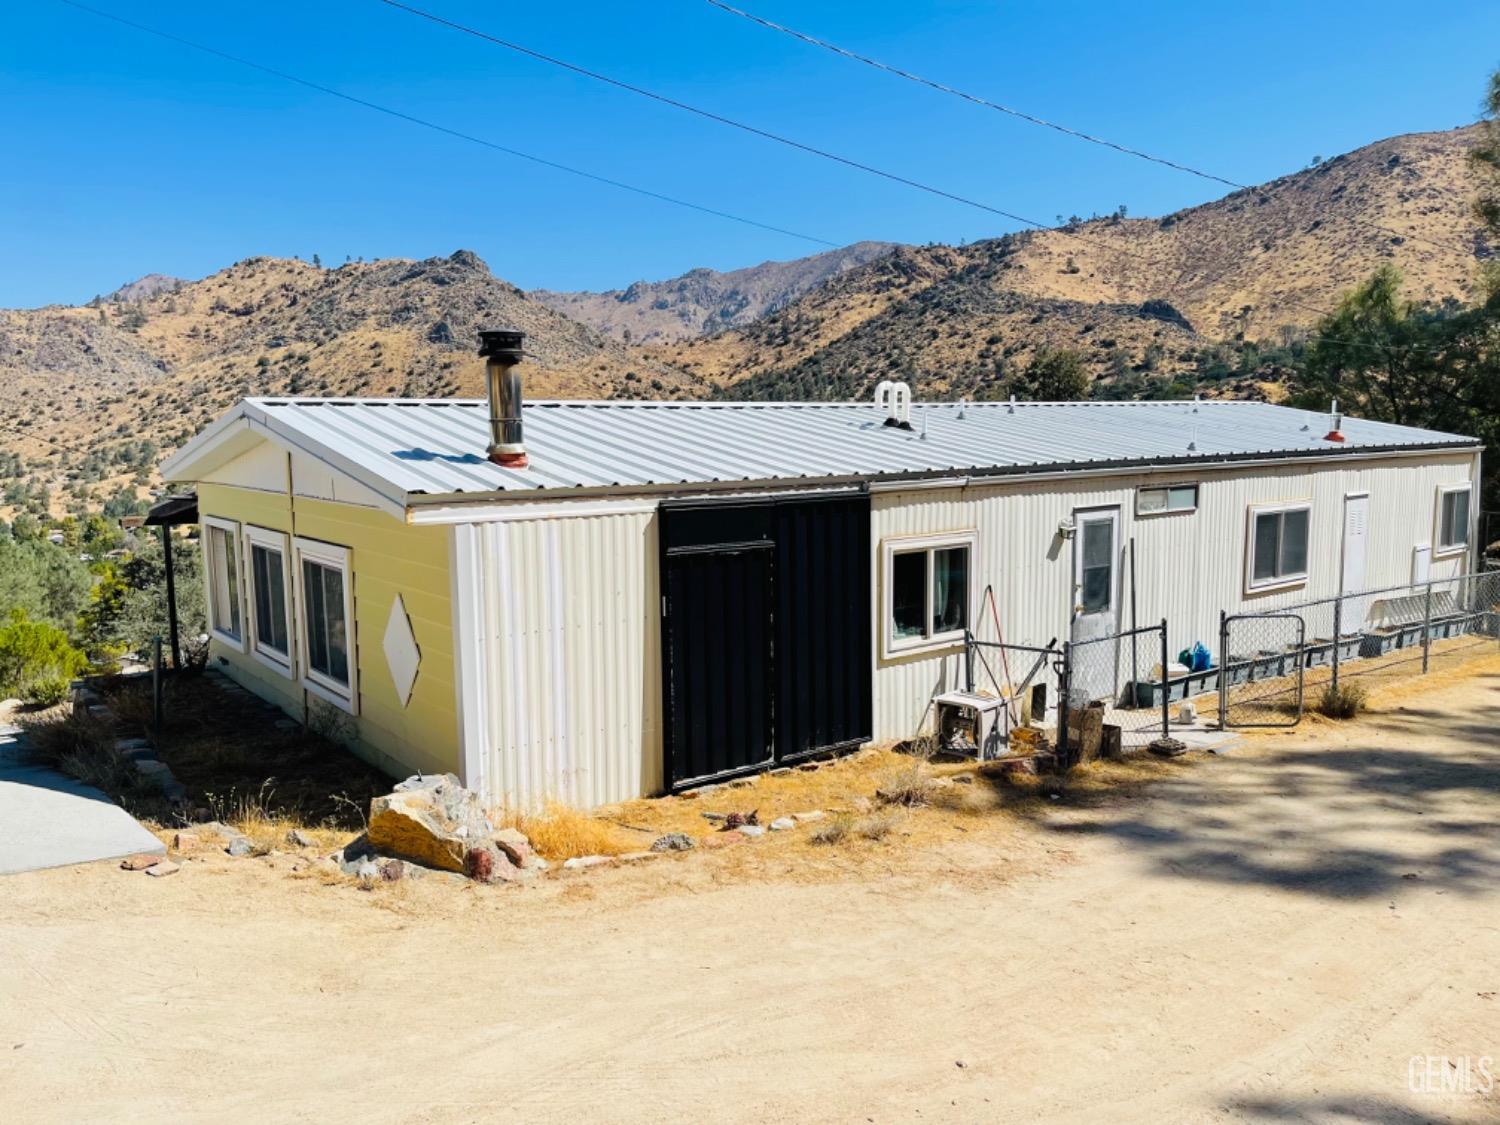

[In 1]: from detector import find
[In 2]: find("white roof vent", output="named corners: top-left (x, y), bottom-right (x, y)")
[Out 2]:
top-left (874, 380), bottom-right (913, 430)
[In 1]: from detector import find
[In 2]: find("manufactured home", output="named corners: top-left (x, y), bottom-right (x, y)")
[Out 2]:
top-left (161, 330), bottom-right (1482, 806)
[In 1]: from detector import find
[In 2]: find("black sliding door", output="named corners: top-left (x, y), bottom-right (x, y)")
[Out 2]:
top-left (661, 493), bottom-right (871, 789)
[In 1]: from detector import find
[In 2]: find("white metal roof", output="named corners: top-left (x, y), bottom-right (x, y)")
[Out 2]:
top-left (162, 396), bottom-right (1478, 508)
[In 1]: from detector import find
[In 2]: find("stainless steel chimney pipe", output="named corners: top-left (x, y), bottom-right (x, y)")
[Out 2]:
top-left (478, 329), bottom-right (527, 468)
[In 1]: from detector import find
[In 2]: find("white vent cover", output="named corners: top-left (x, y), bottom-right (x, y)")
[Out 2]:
top-left (874, 379), bottom-right (912, 426)
top-left (383, 594), bottom-right (421, 708)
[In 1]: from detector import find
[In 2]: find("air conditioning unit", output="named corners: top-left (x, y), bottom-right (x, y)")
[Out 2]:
top-left (933, 690), bottom-right (1007, 760)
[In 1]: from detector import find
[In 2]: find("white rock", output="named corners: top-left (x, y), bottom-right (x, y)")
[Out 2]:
top-left (737, 824), bottom-right (767, 838)
top-left (563, 855), bottom-right (613, 870)
top-left (792, 810), bottom-right (825, 823)
top-left (769, 817), bottom-right (795, 831)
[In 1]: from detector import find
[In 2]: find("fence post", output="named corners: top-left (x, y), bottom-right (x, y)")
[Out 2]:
top-left (1331, 593), bottom-right (1343, 693)
top-left (1218, 610), bottom-right (1229, 729)
top-left (1058, 643), bottom-right (1072, 769)
top-left (1159, 619), bottom-right (1170, 739)
top-left (1421, 580), bottom-right (1433, 674)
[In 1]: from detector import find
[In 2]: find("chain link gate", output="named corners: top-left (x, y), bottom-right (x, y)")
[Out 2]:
top-left (1218, 612), bottom-right (1307, 728)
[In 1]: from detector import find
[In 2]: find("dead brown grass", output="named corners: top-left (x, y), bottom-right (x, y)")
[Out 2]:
top-left (17, 705), bottom-right (170, 819)
top-left (493, 801), bottom-right (646, 860)
top-left (100, 672), bottom-right (393, 833)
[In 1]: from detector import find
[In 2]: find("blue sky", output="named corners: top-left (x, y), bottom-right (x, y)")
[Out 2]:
top-left (3, 0), bottom-right (1498, 307)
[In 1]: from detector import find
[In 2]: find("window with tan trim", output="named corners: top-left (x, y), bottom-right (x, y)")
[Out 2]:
top-left (882, 531), bottom-right (977, 657)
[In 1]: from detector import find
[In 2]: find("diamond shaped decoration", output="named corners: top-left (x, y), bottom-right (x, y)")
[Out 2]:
top-left (383, 594), bottom-right (421, 708)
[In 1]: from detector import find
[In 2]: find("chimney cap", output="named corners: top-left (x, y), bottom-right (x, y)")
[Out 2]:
top-left (478, 328), bottom-right (525, 360)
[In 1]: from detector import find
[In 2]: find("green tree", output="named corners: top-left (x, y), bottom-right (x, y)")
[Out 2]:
top-left (11, 512), bottom-right (41, 543)
top-left (1473, 67), bottom-right (1500, 235)
top-left (1290, 266), bottom-right (1500, 509)
top-left (0, 610), bottom-right (87, 700)
top-left (1024, 348), bottom-right (1090, 400)
top-left (117, 531), bottom-right (207, 666)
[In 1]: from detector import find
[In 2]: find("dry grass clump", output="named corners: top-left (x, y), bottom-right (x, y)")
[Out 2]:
top-left (203, 780), bottom-right (347, 853)
top-left (875, 760), bottom-right (934, 807)
top-left (809, 813), bottom-right (854, 846)
top-left (494, 801), bottom-right (643, 860)
top-left (856, 809), bottom-right (900, 841)
top-left (1316, 682), bottom-right (1368, 720)
top-left (808, 808), bottom-right (902, 846)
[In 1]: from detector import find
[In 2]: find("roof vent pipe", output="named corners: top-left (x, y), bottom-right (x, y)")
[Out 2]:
top-left (479, 328), bottom-right (528, 468)
top-left (1008, 393), bottom-right (1017, 415)
top-left (1324, 397), bottom-right (1345, 443)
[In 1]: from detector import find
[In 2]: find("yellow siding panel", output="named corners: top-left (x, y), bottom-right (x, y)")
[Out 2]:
top-left (291, 498), bottom-right (459, 779)
top-left (195, 483), bottom-right (461, 782)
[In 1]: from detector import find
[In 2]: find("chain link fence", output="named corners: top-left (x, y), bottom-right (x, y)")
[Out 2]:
top-left (1063, 623), bottom-right (1171, 761)
top-left (1220, 569), bottom-right (1500, 727)
top-left (1219, 613), bottom-right (1309, 727)
top-left (955, 568), bottom-right (1499, 765)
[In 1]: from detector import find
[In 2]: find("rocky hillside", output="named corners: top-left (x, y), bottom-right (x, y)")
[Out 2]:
top-left (531, 241), bottom-right (897, 343)
top-left (657, 126), bottom-right (1490, 401)
top-left (105, 273), bottom-right (184, 303)
top-left (0, 251), bottom-right (699, 511)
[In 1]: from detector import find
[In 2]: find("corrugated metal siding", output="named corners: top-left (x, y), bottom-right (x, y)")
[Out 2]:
top-left (476, 508), bottom-right (661, 809)
top-left (871, 452), bottom-right (1477, 741)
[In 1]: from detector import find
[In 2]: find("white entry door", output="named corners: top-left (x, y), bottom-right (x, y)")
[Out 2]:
top-left (1070, 507), bottom-right (1120, 703)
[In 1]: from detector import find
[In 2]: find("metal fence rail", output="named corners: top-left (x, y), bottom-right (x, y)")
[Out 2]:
top-left (1219, 612), bottom-right (1307, 727)
top-left (1219, 570), bottom-right (1500, 727)
top-left (1063, 621), bottom-right (1170, 763)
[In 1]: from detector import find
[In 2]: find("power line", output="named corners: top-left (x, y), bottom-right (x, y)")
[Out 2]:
top-left (702, 0), bottom-right (1462, 257)
top-left (48, 2), bottom-right (1451, 366)
top-left (373, 0), bottom-right (1454, 355)
top-left (52, 0), bottom-right (837, 249)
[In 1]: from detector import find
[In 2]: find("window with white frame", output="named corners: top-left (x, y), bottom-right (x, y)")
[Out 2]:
top-left (1247, 503), bottom-right (1311, 590)
top-left (203, 516), bottom-right (245, 647)
top-left (1437, 484), bottom-right (1471, 552)
top-left (1136, 484), bottom-right (1198, 516)
top-left (244, 525), bottom-right (292, 673)
top-left (883, 532), bottom-right (975, 655)
top-left (294, 537), bottom-right (357, 712)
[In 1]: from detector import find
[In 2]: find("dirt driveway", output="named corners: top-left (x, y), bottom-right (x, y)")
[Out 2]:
top-left (3, 671), bottom-right (1499, 1124)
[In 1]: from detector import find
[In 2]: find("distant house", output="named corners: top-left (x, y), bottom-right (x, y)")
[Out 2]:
top-left (46, 530), bottom-right (65, 546)
top-left (162, 331), bottom-right (1481, 808)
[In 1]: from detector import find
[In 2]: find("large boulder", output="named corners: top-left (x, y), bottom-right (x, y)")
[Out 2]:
top-left (368, 776), bottom-right (494, 873)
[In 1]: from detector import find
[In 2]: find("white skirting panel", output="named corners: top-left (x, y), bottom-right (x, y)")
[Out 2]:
top-left (466, 507), bottom-right (661, 810)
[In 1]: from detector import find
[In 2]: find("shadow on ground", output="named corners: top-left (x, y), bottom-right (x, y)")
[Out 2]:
top-left (1222, 1094), bottom-right (1466, 1124)
top-left (1001, 676), bottom-right (1500, 902)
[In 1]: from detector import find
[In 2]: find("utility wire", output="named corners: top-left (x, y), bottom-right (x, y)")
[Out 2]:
top-left (50, 1), bottom-right (1451, 366)
top-left (703, 0), bottom-right (1459, 257)
top-left (52, 0), bottom-right (837, 249)
top-left (375, 0), bottom-right (1454, 356)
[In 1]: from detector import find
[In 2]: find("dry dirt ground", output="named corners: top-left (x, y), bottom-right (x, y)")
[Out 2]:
top-left (4, 669), bottom-right (1500, 1124)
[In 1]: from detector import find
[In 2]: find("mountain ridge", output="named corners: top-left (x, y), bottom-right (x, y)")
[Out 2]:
top-left (530, 240), bottom-right (898, 343)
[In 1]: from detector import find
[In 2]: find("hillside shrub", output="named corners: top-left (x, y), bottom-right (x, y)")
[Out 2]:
top-left (0, 611), bottom-right (87, 701)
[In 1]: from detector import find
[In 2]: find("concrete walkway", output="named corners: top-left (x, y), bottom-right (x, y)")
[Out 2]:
top-left (0, 721), bottom-right (164, 876)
